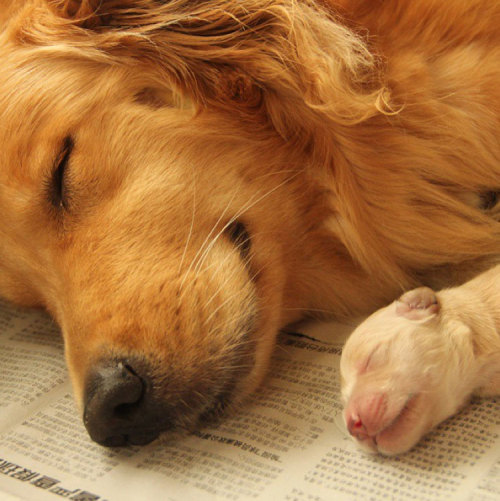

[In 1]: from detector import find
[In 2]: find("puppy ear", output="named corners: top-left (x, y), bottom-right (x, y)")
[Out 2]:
top-left (395, 287), bottom-right (440, 321)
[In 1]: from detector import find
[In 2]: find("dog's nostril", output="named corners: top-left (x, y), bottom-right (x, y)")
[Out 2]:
top-left (83, 360), bottom-right (160, 446)
top-left (114, 401), bottom-right (138, 418)
top-left (98, 362), bottom-right (144, 415)
top-left (105, 363), bottom-right (144, 417)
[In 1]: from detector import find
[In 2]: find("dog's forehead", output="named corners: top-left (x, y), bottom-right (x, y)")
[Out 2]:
top-left (1, 49), bottom-right (114, 123)
top-left (0, 48), bottom-right (177, 181)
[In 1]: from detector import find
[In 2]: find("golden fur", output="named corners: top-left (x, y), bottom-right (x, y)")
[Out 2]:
top-left (0, 0), bottom-right (498, 447)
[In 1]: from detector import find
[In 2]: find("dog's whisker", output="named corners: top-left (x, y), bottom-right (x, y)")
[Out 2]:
top-left (205, 280), bottom-right (260, 323)
top-left (203, 265), bottom-right (262, 323)
top-left (202, 256), bottom-right (246, 309)
top-left (204, 313), bottom-right (257, 346)
top-left (205, 288), bottom-right (252, 326)
top-left (178, 180), bottom-right (242, 292)
top-left (199, 243), bottom-right (262, 309)
top-left (177, 179), bottom-right (197, 275)
top-left (191, 171), bottom-right (302, 278)
top-left (177, 236), bottom-right (246, 306)
top-left (191, 230), bottom-right (266, 308)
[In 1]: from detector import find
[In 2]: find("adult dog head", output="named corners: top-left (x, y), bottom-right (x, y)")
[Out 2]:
top-left (1, 0), bottom-right (498, 446)
top-left (0, 0), bottom-right (388, 446)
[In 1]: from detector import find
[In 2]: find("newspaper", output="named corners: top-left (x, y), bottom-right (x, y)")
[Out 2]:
top-left (0, 300), bottom-right (498, 501)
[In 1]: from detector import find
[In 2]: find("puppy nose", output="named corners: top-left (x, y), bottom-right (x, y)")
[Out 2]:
top-left (344, 392), bottom-right (389, 439)
top-left (83, 361), bottom-right (163, 447)
top-left (346, 414), bottom-right (370, 440)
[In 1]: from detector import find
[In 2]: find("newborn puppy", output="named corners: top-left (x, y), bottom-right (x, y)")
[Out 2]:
top-left (340, 265), bottom-right (500, 455)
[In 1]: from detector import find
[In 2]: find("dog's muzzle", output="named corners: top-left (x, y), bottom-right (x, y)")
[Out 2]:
top-left (82, 344), bottom-right (254, 447)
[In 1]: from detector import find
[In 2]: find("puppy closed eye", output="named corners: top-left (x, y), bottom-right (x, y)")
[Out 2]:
top-left (50, 136), bottom-right (74, 210)
top-left (357, 344), bottom-right (388, 374)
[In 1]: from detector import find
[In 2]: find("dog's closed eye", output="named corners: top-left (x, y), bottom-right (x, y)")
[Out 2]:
top-left (50, 135), bottom-right (74, 210)
top-left (226, 221), bottom-right (251, 260)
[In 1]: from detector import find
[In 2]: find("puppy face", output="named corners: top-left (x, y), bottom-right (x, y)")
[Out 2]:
top-left (340, 288), bottom-right (477, 455)
top-left (0, 1), bottom-right (311, 445)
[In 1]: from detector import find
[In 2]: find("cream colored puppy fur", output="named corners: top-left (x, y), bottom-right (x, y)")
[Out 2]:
top-left (341, 265), bottom-right (500, 455)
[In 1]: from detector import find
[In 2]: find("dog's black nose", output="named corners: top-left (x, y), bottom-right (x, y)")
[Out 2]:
top-left (83, 361), bottom-right (164, 447)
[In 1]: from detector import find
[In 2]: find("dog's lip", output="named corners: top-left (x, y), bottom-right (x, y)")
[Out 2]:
top-left (97, 429), bottom-right (162, 447)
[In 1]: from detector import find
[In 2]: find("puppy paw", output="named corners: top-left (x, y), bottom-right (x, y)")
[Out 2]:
top-left (340, 287), bottom-right (478, 455)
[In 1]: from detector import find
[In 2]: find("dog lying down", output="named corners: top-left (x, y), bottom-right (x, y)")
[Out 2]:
top-left (341, 265), bottom-right (500, 455)
top-left (0, 0), bottom-right (498, 453)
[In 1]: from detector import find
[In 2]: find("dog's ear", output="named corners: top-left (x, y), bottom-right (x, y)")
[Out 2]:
top-left (49, 0), bottom-right (149, 29)
top-left (38, 0), bottom-right (391, 137)
top-left (50, 0), bottom-right (92, 20)
top-left (395, 287), bottom-right (440, 322)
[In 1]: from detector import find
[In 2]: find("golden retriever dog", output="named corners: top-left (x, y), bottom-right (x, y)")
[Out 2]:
top-left (0, 0), bottom-right (498, 451)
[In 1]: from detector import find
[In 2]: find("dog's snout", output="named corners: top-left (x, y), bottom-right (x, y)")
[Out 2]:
top-left (83, 360), bottom-right (163, 447)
